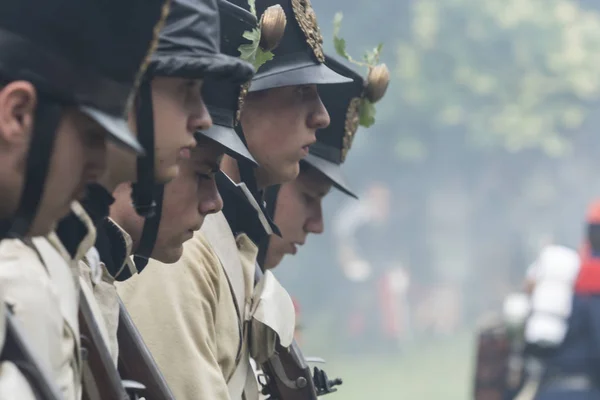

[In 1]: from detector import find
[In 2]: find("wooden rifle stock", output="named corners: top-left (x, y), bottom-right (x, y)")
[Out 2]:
top-left (253, 267), bottom-right (318, 400)
top-left (1, 305), bottom-right (62, 400)
top-left (117, 298), bottom-right (176, 400)
top-left (260, 340), bottom-right (318, 400)
top-left (78, 290), bottom-right (130, 400)
top-left (253, 268), bottom-right (342, 399)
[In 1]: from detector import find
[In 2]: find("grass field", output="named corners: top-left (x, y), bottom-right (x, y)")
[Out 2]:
top-left (302, 330), bottom-right (475, 399)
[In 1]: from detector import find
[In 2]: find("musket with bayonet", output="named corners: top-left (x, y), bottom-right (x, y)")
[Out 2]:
top-left (78, 290), bottom-right (145, 400)
top-left (1, 304), bottom-right (62, 400)
top-left (117, 298), bottom-right (176, 400)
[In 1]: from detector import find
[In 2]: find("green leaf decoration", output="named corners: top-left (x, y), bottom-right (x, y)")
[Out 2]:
top-left (359, 98), bottom-right (376, 128)
top-left (363, 44), bottom-right (384, 65)
top-left (333, 12), bottom-right (350, 60)
top-left (332, 12), bottom-right (386, 129)
top-left (254, 48), bottom-right (274, 69)
top-left (237, 0), bottom-right (276, 70)
top-left (239, 29), bottom-right (259, 60)
top-left (332, 12), bottom-right (385, 72)
top-left (238, 43), bottom-right (256, 62)
top-left (238, 27), bottom-right (274, 70)
top-left (242, 28), bottom-right (260, 43)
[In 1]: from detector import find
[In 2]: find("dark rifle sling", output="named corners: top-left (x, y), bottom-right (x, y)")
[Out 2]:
top-left (78, 289), bottom-right (130, 400)
top-left (117, 297), bottom-right (176, 400)
top-left (1, 304), bottom-right (62, 400)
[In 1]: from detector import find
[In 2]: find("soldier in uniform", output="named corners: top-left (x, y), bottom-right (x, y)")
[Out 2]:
top-left (118, 0), bottom-right (355, 399)
top-left (0, 300), bottom-right (36, 399)
top-left (0, 0), bottom-right (168, 398)
top-left (261, 56), bottom-right (389, 270)
top-left (69, 0), bottom-right (244, 365)
top-left (253, 55), bottom-right (387, 398)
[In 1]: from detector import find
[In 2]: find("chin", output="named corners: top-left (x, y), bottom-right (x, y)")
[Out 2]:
top-left (153, 246), bottom-right (183, 264)
top-left (264, 252), bottom-right (285, 270)
top-left (277, 162), bottom-right (300, 184)
top-left (155, 163), bottom-right (179, 184)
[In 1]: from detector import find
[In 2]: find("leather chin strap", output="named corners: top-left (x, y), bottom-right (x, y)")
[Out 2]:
top-left (233, 124), bottom-right (284, 268)
top-left (0, 99), bottom-right (62, 239)
top-left (256, 184), bottom-right (280, 269)
top-left (133, 184), bottom-right (164, 272)
top-left (234, 125), bottom-right (261, 202)
top-left (130, 78), bottom-right (163, 272)
top-left (131, 79), bottom-right (157, 219)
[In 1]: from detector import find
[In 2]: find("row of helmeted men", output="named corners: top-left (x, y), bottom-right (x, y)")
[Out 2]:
top-left (0, 0), bottom-right (390, 399)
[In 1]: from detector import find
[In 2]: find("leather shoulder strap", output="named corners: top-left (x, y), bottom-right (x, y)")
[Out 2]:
top-left (200, 212), bottom-right (245, 322)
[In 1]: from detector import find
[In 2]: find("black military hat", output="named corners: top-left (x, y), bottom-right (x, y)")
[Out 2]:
top-left (0, 0), bottom-right (168, 237)
top-left (229, 0), bottom-right (351, 91)
top-left (147, 0), bottom-right (254, 81)
top-left (198, 0), bottom-right (258, 165)
top-left (0, 0), bottom-right (169, 155)
top-left (302, 56), bottom-right (367, 198)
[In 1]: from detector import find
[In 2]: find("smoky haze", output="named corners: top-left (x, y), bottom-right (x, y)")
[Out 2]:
top-left (273, 1), bottom-right (600, 398)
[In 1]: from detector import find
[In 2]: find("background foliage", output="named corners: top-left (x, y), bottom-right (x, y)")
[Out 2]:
top-left (276, 1), bottom-right (600, 398)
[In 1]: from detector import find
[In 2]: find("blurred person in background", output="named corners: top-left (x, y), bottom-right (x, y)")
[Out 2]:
top-left (497, 203), bottom-right (600, 400)
top-left (516, 202), bottom-right (600, 400)
top-left (474, 243), bottom-right (583, 400)
top-left (333, 182), bottom-right (411, 352)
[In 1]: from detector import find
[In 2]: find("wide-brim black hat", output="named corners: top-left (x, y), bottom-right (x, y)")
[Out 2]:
top-left (248, 0), bottom-right (351, 92)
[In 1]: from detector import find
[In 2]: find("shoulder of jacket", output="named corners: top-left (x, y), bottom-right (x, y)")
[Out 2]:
top-left (182, 230), bottom-right (222, 273)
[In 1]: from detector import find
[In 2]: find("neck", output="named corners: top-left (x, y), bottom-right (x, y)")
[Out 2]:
top-left (99, 146), bottom-right (137, 193)
top-left (108, 185), bottom-right (140, 253)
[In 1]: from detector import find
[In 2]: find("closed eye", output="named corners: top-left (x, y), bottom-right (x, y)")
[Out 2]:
top-left (303, 193), bottom-right (317, 204)
top-left (196, 172), bottom-right (214, 181)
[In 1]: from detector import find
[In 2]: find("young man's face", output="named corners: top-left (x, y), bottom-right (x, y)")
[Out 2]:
top-left (264, 165), bottom-right (332, 269)
top-left (0, 81), bottom-right (108, 236)
top-left (151, 137), bottom-right (224, 262)
top-left (240, 84), bottom-right (330, 188)
top-left (111, 137), bottom-right (224, 263)
top-left (129, 77), bottom-right (212, 184)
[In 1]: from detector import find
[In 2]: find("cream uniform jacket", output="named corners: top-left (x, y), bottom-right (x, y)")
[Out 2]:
top-left (117, 211), bottom-right (258, 400)
top-left (77, 217), bottom-right (138, 364)
top-left (0, 289), bottom-right (37, 400)
top-left (118, 209), bottom-right (296, 400)
top-left (0, 201), bottom-right (98, 400)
